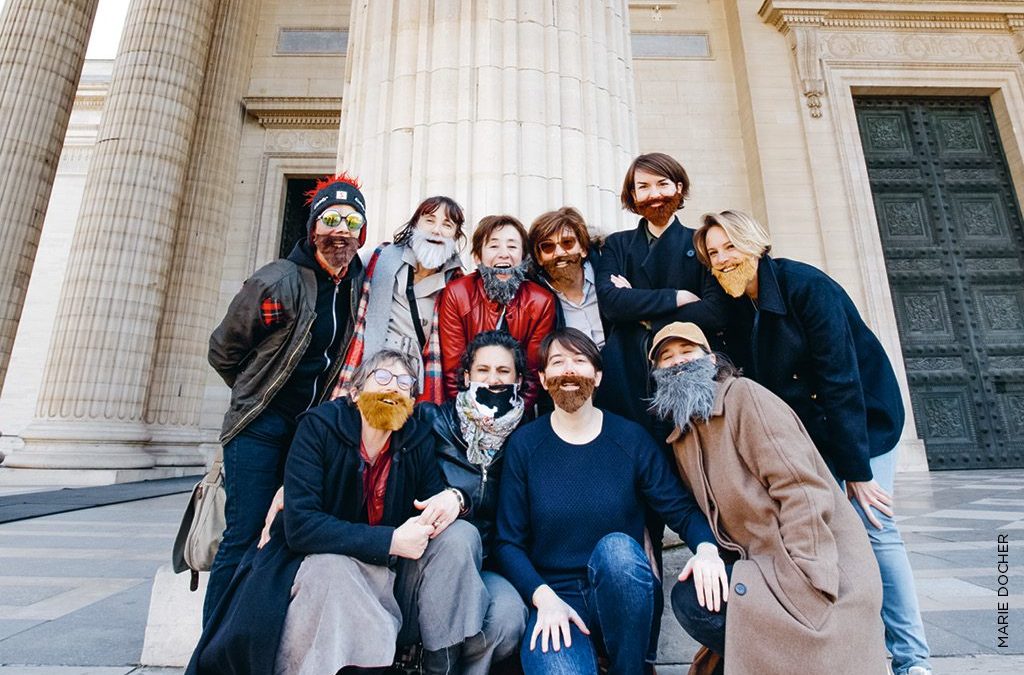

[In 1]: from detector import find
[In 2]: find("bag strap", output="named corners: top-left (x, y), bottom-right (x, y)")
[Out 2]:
top-left (405, 266), bottom-right (428, 350)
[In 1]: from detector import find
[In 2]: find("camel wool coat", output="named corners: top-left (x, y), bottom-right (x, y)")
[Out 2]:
top-left (668, 376), bottom-right (886, 675)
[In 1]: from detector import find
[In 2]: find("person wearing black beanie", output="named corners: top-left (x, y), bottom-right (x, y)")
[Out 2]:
top-left (205, 173), bottom-right (367, 625)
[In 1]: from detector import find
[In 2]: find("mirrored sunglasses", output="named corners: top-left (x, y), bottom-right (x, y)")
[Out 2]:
top-left (319, 209), bottom-right (365, 232)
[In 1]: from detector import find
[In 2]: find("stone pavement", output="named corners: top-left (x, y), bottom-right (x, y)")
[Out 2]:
top-left (1, 470), bottom-right (1024, 674)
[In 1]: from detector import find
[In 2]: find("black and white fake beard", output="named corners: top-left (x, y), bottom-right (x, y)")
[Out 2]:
top-left (478, 260), bottom-right (530, 305)
top-left (410, 229), bottom-right (457, 271)
top-left (649, 357), bottom-right (718, 432)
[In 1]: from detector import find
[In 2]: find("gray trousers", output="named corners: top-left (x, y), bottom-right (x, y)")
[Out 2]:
top-left (275, 520), bottom-right (523, 675)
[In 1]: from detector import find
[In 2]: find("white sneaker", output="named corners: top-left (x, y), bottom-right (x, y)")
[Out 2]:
top-left (907, 667), bottom-right (932, 675)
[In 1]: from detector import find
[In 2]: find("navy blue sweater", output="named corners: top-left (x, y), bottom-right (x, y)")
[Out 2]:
top-left (494, 411), bottom-right (715, 599)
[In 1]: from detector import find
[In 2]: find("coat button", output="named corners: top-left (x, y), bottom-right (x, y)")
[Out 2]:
top-left (687, 249), bottom-right (695, 257)
top-left (734, 583), bottom-right (747, 596)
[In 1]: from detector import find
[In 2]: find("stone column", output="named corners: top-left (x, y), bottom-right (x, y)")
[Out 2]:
top-left (0, 0), bottom-right (99, 392)
top-left (7, 0), bottom-right (219, 472)
top-left (144, 0), bottom-right (261, 467)
top-left (338, 0), bottom-right (638, 243)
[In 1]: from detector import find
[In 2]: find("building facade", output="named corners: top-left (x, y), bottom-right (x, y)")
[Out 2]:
top-left (2, 0), bottom-right (1024, 481)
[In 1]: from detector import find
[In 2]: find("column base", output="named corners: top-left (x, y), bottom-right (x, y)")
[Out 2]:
top-left (146, 425), bottom-right (216, 467)
top-left (8, 418), bottom-right (155, 469)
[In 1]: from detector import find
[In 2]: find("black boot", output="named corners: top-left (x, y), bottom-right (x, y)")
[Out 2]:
top-left (420, 643), bottom-right (463, 675)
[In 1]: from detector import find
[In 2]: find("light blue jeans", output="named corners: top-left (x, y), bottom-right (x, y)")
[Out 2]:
top-left (848, 449), bottom-right (932, 675)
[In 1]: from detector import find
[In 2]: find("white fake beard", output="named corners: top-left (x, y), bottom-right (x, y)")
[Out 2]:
top-left (410, 229), bottom-right (457, 270)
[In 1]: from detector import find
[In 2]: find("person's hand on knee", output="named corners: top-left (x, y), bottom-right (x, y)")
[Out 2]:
top-left (530, 585), bottom-right (590, 653)
top-left (413, 488), bottom-right (463, 537)
top-left (678, 542), bottom-right (729, 612)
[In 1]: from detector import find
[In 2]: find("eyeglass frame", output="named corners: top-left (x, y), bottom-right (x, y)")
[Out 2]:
top-left (370, 368), bottom-right (417, 391)
top-left (537, 235), bottom-right (580, 255)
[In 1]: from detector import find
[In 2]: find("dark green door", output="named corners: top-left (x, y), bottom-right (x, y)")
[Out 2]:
top-left (855, 96), bottom-right (1024, 469)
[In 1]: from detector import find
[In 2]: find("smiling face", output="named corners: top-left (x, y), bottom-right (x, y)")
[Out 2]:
top-left (703, 225), bottom-right (759, 298)
top-left (415, 204), bottom-right (458, 241)
top-left (476, 224), bottom-right (525, 278)
top-left (353, 358), bottom-right (417, 431)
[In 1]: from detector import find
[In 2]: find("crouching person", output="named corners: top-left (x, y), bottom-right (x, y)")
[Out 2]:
top-left (647, 322), bottom-right (887, 675)
top-left (186, 350), bottom-right (488, 675)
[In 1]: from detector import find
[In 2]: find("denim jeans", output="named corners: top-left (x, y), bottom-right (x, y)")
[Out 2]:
top-left (202, 407), bottom-right (294, 626)
top-left (670, 563), bottom-right (732, 659)
top-left (520, 533), bottom-right (657, 675)
top-left (847, 449), bottom-right (932, 675)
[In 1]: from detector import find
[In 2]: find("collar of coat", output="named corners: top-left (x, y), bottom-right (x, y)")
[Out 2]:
top-left (300, 395), bottom-right (433, 452)
top-left (664, 375), bottom-right (740, 444)
top-left (627, 216), bottom-right (694, 288)
top-left (755, 255), bottom-right (787, 316)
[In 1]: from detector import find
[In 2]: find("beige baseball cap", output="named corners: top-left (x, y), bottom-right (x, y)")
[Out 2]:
top-left (648, 322), bottom-right (711, 361)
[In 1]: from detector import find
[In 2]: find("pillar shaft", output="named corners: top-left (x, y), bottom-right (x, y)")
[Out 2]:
top-left (10, 0), bottom-right (219, 470)
top-left (338, 0), bottom-right (638, 242)
top-left (145, 0), bottom-right (261, 466)
top-left (0, 0), bottom-right (99, 391)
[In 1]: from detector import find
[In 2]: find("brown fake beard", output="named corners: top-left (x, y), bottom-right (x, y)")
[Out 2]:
top-left (545, 374), bottom-right (596, 414)
top-left (637, 194), bottom-right (682, 228)
top-left (312, 232), bottom-right (360, 271)
top-left (540, 253), bottom-right (584, 286)
top-left (356, 390), bottom-right (415, 431)
top-left (711, 255), bottom-right (758, 298)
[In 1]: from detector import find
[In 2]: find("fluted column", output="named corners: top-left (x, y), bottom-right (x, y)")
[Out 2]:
top-left (338, 0), bottom-right (638, 242)
top-left (8, 0), bottom-right (219, 471)
top-left (144, 0), bottom-right (261, 467)
top-left (0, 0), bottom-right (99, 392)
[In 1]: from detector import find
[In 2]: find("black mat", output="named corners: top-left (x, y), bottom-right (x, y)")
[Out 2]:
top-left (0, 475), bottom-right (200, 524)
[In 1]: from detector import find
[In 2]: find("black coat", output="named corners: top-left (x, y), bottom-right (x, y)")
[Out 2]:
top-left (425, 401), bottom-right (507, 557)
top-left (723, 256), bottom-right (905, 482)
top-left (594, 217), bottom-right (728, 429)
top-left (186, 399), bottom-right (445, 675)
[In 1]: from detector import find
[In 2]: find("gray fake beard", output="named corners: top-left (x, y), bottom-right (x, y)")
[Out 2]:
top-left (649, 356), bottom-right (718, 432)
top-left (410, 228), bottom-right (457, 270)
top-left (478, 260), bottom-right (530, 305)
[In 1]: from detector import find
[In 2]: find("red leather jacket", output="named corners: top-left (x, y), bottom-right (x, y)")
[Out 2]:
top-left (438, 272), bottom-right (557, 410)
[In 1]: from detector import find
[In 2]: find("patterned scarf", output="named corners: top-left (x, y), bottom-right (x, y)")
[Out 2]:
top-left (333, 243), bottom-right (459, 404)
top-left (455, 384), bottom-right (524, 467)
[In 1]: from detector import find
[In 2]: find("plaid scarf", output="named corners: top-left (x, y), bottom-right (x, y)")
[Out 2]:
top-left (333, 243), bottom-right (459, 404)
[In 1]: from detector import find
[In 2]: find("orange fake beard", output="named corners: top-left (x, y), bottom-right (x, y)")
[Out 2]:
top-left (711, 256), bottom-right (758, 298)
top-left (356, 390), bottom-right (415, 431)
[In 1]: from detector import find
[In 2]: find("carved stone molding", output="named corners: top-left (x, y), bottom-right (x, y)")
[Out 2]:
top-left (242, 96), bottom-right (343, 129)
top-left (760, 1), bottom-right (1024, 118)
top-left (265, 128), bottom-right (338, 152)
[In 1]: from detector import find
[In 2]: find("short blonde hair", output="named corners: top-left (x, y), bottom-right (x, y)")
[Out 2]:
top-left (693, 210), bottom-right (771, 268)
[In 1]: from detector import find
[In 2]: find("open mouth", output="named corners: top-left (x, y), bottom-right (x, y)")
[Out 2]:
top-left (427, 238), bottom-right (444, 245)
top-left (494, 262), bottom-right (512, 269)
top-left (559, 383), bottom-right (580, 391)
top-left (555, 260), bottom-right (570, 267)
top-left (719, 265), bottom-right (737, 273)
top-left (380, 396), bottom-right (398, 406)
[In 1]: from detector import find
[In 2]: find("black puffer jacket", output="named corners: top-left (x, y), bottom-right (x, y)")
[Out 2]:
top-left (423, 401), bottom-right (508, 557)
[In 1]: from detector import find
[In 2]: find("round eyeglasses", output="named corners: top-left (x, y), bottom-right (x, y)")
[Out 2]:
top-left (538, 236), bottom-right (579, 255)
top-left (371, 368), bottom-right (416, 391)
top-left (318, 209), bottom-right (365, 233)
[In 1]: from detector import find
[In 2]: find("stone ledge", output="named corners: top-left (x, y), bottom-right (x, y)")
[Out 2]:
top-left (242, 96), bottom-right (343, 129)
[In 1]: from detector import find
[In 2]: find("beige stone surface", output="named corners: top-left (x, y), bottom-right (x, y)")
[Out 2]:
top-left (338, 0), bottom-right (638, 242)
top-left (9, 0), bottom-right (220, 471)
top-left (140, 565), bottom-right (204, 667)
top-left (0, 0), bottom-right (99, 391)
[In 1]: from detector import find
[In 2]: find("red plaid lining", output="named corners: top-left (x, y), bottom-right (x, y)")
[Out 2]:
top-left (260, 297), bottom-right (286, 327)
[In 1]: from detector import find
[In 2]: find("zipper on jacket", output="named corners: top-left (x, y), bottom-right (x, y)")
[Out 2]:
top-left (307, 281), bottom-right (340, 411)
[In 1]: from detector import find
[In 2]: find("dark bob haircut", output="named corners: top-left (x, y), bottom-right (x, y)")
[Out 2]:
top-left (538, 327), bottom-right (603, 372)
top-left (471, 214), bottom-right (530, 259)
top-left (456, 330), bottom-right (527, 391)
top-left (393, 195), bottom-right (466, 248)
top-left (619, 152), bottom-right (691, 214)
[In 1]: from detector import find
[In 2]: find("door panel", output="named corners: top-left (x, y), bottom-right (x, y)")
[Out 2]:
top-left (856, 96), bottom-right (1024, 469)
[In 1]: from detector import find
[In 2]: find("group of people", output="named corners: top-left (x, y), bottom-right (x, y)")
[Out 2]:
top-left (189, 152), bottom-right (933, 675)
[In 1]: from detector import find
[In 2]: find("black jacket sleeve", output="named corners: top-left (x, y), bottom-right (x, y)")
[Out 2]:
top-left (208, 274), bottom-right (287, 388)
